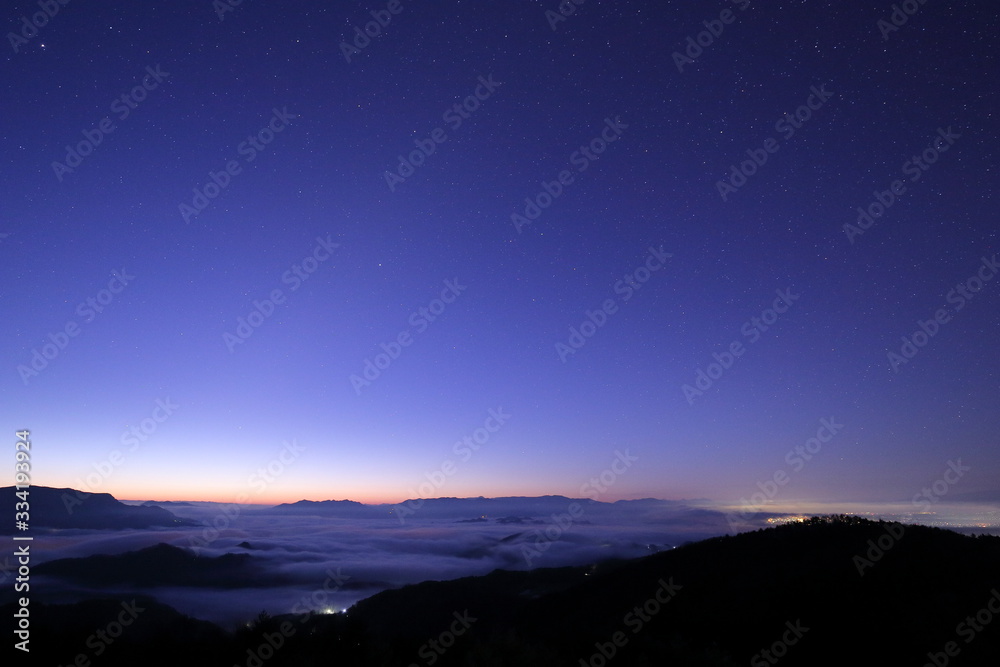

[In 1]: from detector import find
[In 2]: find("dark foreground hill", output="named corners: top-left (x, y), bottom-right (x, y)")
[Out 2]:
top-left (35, 543), bottom-right (281, 588)
top-left (8, 516), bottom-right (1000, 666)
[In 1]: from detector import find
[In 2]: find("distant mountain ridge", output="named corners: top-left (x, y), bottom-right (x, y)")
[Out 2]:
top-left (0, 485), bottom-right (197, 533)
top-left (1, 486), bottom-right (730, 533)
top-left (263, 495), bottom-right (694, 523)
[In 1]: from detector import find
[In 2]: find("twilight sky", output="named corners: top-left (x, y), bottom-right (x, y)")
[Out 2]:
top-left (2, 0), bottom-right (998, 506)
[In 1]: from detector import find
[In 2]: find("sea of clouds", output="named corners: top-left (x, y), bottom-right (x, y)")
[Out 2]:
top-left (11, 496), bottom-right (998, 627)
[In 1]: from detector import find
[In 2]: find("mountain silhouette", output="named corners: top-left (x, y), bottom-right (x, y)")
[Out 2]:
top-left (1, 485), bottom-right (196, 532)
top-left (35, 543), bottom-right (282, 588)
top-left (11, 515), bottom-right (1000, 665)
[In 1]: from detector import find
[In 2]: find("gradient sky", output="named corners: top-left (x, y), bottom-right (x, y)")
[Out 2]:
top-left (2, 1), bottom-right (997, 506)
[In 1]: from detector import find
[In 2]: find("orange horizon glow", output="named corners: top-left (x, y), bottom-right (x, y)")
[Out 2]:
top-left (34, 475), bottom-right (672, 506)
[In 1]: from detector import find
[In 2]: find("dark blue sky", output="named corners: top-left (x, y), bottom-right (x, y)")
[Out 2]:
top-left (3, 0), bottom-right (997, 505)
